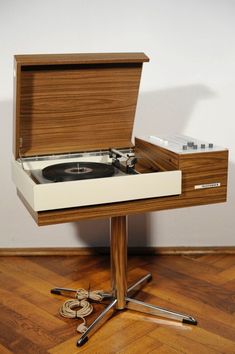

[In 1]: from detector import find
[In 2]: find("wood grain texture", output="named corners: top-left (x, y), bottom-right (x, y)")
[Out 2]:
top-left (14, 52), bottom-right (149, 66)
top-left (135, 138), bottom-right (179, 172)
top-left (136, 137), bottom-right (228, 205)
top-left (14, 53), bottom-right (148, 158)
top-left (34, 192), bottom-right (227, 226)
top-left (1, 246), bottom-right (235, 257)
top-left (16, 136), bottom-right (227, 226)
top-left (13, 62), bottom-right (22, 159)
top-left (0, 254), bottom-right (234, 353)
top-left (111, 216), bottom-right (127, 309)
top-left (13, 53), bottom-right (229, 227)
top-left (17, 64), bottom-right (142, 156)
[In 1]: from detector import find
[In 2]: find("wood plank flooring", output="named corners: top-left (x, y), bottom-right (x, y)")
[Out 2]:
top-left (0, 254), bottom-right (234, 353)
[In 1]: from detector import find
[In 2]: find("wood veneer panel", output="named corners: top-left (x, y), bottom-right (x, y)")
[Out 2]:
top-left (13, 54), bottom-right (228, 227)
top-left (1, 246), bottom-right (235, 256)
top-left (15, 52), bottom-right (149, 66)
top-left (135, 137), bottom-right (179, 171)
top-left (13, 62), bottom-right (21, 159)
top-left (14, 53), bottom-right (149, 158)
top-left (36, 192), bottom-right (227, 226)
top-left (33, 143), bottom-right (228, 226)
top-left (16, 143), bottom-right (228, 226)
top-left (17, 64), bottom-right (142, 157)
top-left (135, 138), bottom-right (228, 208)
top-left (180, 150), bottom-right (228, 204)
top-left (179, 151), bottom-right (228, 172)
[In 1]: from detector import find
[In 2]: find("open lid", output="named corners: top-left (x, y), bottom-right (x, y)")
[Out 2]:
top-left (13, 52), bottom-right (149, 158)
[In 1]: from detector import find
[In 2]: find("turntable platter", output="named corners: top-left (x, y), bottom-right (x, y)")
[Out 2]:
top-left (42, 162), bottom-right (115, 182)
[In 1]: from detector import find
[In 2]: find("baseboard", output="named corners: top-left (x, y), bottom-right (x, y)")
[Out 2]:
top-left (0, 246), bottom-right (235, 256)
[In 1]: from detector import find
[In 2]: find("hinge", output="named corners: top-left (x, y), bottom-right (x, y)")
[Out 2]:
top-left (18, 137), bottom-right (25, 170)
top-left (19, 137), bottom-right (23, 148)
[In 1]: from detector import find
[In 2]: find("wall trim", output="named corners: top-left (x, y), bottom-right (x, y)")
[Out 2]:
top-left (0, 246), bottom-right (235, 256)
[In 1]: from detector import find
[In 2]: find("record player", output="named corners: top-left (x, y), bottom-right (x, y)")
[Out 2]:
top-left (12, 53), bottom-right (228, 225)
top-left (11, 53), bottom-right (229, 347)
top-left (11, 52), bottom-right (183, 219)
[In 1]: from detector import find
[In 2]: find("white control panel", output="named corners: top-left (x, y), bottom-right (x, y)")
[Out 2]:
top-left (141, 134), bottom-right (226, 154)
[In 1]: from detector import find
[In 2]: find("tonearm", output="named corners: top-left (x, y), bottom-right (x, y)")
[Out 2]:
top-left (109, 148), bottom-right (138, 174)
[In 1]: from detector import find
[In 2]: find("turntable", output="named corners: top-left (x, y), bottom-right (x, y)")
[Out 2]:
top-left (42, 161), bottom-right (115, 181)
top-left (11, 53), bottom-right (228, 346)
top-left (11, 53), bottom-right (183, 214)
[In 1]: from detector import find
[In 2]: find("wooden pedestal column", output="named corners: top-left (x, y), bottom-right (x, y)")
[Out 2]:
top-left (110, 216), bottom-right (127, 310)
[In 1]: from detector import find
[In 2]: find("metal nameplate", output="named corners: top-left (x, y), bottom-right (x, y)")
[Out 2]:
top-left (194, 182), bottom-right (221, 190)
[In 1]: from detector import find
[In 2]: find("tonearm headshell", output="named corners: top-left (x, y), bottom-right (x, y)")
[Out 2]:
top-left (109, 148), bottom-right (138, 175)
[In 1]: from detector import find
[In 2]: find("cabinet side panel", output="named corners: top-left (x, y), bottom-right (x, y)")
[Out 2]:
top-left (135, 137), bottom-right (179, 171)
top-left (11, 160), bottom-right (35, 209)
top-left (35, 147), bottom-right (228, 225)
top-left (13, 62), bottom-right (22, 159)
top-left (179, 151), bottom-right (228, 201)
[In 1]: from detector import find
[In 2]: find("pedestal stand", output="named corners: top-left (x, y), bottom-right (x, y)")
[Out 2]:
top-left (51, 216), bottom-right (197, 347)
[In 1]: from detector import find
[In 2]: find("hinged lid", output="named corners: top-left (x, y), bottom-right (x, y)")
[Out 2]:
top-left (13, 52), bottom-right (149, 158)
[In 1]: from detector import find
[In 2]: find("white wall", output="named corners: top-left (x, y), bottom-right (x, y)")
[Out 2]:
top-left (0, 0), bottom-right (234, 248)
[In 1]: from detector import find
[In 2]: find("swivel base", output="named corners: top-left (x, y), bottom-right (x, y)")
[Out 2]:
top-left (51, 273), bottom-right (197, 347)
top-left (51, 216), bottom-right (197, 347)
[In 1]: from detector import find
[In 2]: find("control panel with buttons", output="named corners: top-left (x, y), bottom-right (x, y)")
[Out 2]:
top-left (143, 134), bottom-right (224, 154)
top-left (135, 134), bottom-right (228, 206)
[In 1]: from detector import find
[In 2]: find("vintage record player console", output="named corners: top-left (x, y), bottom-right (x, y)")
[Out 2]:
top-left (12, 53), bottom-right (228, 346)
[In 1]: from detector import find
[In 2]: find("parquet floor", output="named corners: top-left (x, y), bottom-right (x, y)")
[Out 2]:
top-left (0, 253), bottom-right (234, 353)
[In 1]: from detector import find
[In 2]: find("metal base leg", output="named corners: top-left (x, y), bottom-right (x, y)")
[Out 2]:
top-left (51, 216), bottom-right (197, 347)
top-left (77, 299), bottom-right (117, 347)
top-left (51, 272), bottom-right (197, 346)
top-left (51, 272), bottom-right (152, 300)
top-left (51, 274), bottom-right (197, 346)
top-left (127, 273), bottom-right (152, 297)
top-left (125, 297), bottom-right (197, 325)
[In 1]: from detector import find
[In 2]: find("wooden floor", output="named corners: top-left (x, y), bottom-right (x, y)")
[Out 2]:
top-left (0, 253), bottom-right (234, 353)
